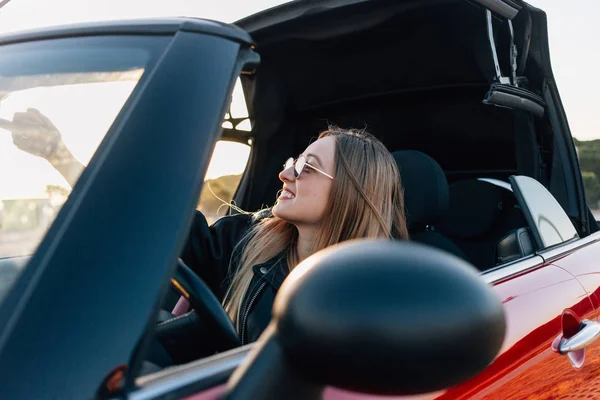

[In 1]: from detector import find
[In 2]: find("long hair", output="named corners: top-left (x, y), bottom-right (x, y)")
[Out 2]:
top-left (223, 126), bottom-right (409, 327)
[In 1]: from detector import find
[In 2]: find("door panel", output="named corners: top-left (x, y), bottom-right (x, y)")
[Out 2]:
top-left (548, 239), bottom-right (600, 399)
top-left (440, 263), bottom-right (597, 399)
top-left (551, 238), bottom-right (600, 311)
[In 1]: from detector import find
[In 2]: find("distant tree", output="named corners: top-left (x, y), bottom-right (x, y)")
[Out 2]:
top-left (582, 171), bottom-right (600, 208)
top-left (574, 139), bottom-right (600, 209)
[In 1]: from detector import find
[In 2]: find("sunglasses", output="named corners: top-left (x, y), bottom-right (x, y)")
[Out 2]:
top-left (283, 156), bottom-right (334, 180)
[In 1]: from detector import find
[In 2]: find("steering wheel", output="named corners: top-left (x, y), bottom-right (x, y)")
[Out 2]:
top-left (170, 259), bottom-right (241, 352)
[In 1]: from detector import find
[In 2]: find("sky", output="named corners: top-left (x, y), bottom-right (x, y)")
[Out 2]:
top-left (526, 0), bottom-right (600, 141)
top-left (0, 0), bottom-right (597, 200)
top-left (0, 0), bottom-right (597, 140)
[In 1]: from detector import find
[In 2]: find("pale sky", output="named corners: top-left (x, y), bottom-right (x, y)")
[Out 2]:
top-left (0, 0), bottom-right (596, 140)
top-left (526, 0), bottom-right (600, 141)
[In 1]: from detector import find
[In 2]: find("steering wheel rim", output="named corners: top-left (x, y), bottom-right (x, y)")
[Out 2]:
top-left (171, 259), bottom-right (240, 351)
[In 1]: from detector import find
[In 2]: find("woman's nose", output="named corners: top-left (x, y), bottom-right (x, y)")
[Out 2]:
top-left (279, 164), bottom-right (295, 182)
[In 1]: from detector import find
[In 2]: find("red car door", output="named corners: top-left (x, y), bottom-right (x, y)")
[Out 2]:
top-left (442, 177), bottom-right (600, 399)
top-left (545, 236), bottom-right (600, 398)
top-left (438, 257), bottom-right (599, 400)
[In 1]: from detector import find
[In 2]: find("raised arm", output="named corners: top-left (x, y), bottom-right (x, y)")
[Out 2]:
top-left (0, 108), bottom-right (84, 187)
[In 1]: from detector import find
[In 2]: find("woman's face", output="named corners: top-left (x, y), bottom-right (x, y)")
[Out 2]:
top-left (272, 136), bottom-right (336, 227)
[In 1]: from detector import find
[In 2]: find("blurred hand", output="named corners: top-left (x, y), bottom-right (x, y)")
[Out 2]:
top-left (0, 108), bottom-right (70, 165)
top-left (0, 108), bottom-right (83, 187)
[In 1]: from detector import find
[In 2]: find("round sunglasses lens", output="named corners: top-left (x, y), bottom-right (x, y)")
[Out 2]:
top-left (284, 157), bottom-right (294, 171)
top-left (295, 157), bottom-right (306, 178)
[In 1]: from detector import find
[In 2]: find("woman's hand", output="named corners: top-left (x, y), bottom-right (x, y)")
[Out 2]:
top-left (0, 108), bottom-right (84, 187)
top-left (0, 108), bottom-right (68, 162)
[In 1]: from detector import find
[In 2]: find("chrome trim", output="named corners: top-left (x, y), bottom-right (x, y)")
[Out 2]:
top-left (539, 231), bottom-right (600, 262)
top-left (477, 178), bottom-right (512, 191)
top-left (129, 345), bottom-right (253, 400)
top-left (482, 255), bottom-right (545, 284)
top-left (486, 10), bottom-right (510, 85)
top-left (508, 19), bottom-right (518, 86)
top-left (482, 232), bottom-right (600, 284)
top-left (559, 320), bottom-right (600, 354)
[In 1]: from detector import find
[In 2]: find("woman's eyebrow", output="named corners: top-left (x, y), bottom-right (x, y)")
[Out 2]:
top-left (304, 153), bottom-right (324, 168)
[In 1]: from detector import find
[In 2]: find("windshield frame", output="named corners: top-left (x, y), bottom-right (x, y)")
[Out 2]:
top-left (0, 20), bottom-right (255, 399)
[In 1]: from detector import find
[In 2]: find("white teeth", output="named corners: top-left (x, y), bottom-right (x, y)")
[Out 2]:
top-left (281, 190), bottom-right (295, 199)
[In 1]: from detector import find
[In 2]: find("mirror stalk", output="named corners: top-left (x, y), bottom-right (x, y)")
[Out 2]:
top-left (224, 325), bottom-right (323, 400)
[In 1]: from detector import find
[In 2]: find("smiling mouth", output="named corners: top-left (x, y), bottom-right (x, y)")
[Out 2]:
top-left (279, 189), bottom-right (296, 200)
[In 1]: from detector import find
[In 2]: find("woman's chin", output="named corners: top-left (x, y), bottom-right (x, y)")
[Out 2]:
top-left (272, 202), bottom-right (291, 220)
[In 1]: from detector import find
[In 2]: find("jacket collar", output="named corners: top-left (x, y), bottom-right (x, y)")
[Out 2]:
top-left (251, 254), bottom-right (288, 291)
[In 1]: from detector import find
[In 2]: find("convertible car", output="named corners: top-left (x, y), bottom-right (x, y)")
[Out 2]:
top-left (1, 0), bottom-right (600, 399)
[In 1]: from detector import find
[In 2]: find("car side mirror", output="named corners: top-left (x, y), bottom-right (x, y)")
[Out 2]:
top-left (225, 240), bottom-right (506, 399)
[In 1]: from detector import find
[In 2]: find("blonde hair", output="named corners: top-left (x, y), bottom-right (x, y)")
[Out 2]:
top-left (223, 126), bottom-right (409, 327)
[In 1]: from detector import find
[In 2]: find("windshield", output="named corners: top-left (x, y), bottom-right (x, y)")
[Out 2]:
top-left (0, 35), bottom-right (168, 301)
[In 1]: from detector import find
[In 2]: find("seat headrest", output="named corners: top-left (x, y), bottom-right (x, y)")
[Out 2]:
top-left (436, 180), bottom-right (504, 239)
top-left (392, 150), bottom-right (449, 229)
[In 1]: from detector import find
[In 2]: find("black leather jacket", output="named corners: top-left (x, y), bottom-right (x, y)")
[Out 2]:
top-left (180, 210), bottom-right (288, 344)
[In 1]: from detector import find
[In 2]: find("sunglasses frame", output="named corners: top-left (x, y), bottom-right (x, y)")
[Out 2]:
top-left (284, 156), bottom-right (334, 180)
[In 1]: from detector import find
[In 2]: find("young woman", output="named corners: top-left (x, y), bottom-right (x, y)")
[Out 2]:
top-left (180, 127), bottom-right (409, 344)
top-left (2, 109), bottom-right (409, 344)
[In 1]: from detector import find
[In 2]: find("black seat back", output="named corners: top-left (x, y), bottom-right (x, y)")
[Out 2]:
top-left (436, 179), bottom-right (527, 269)
top-left (392, 150), bottom-right (468, 261)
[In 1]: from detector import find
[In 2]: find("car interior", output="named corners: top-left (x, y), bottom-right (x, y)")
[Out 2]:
top-left (145, 0), bottom-right (582, 371)
top-left (222, 0), bottom-right (556, 274)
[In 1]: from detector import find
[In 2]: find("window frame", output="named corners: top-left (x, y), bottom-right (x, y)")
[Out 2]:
top-left (0, 19), bottom-right (258, 400)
